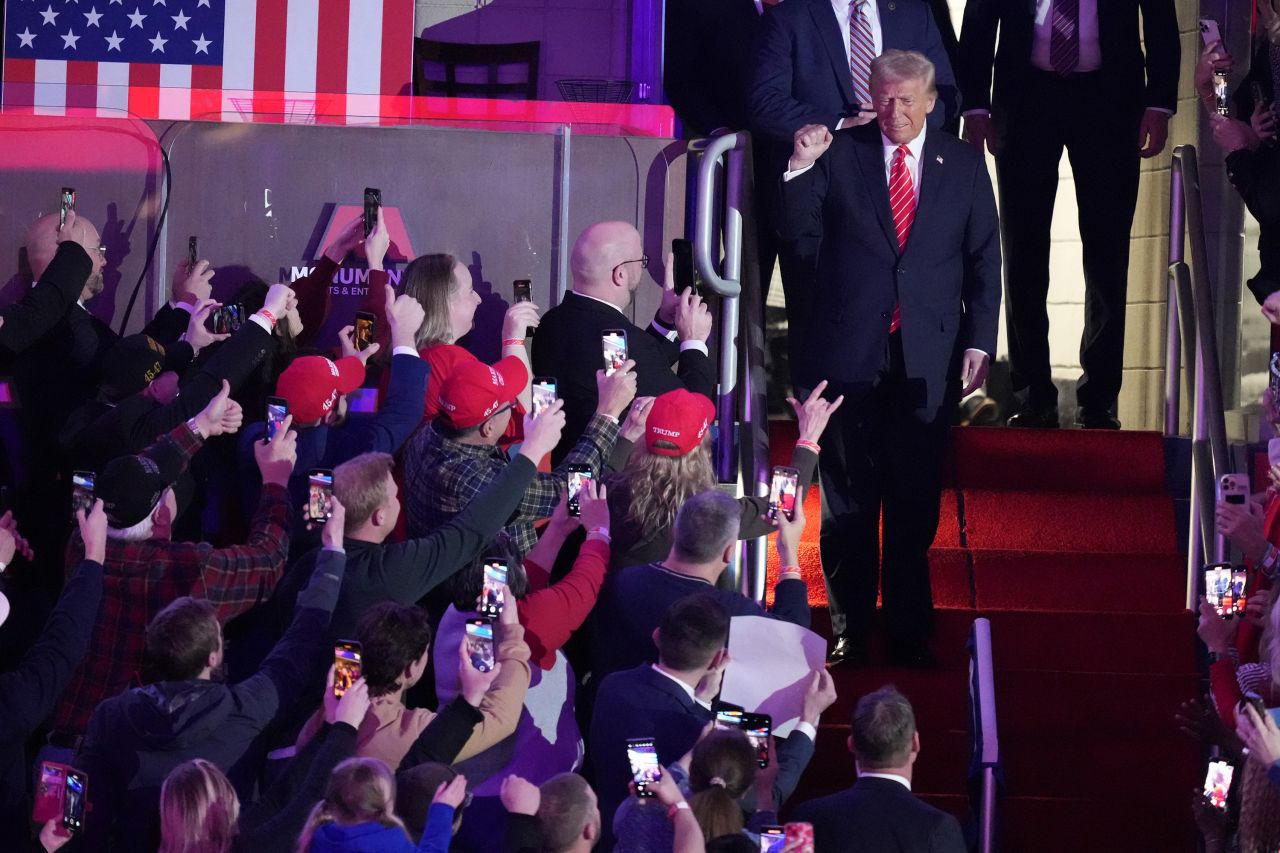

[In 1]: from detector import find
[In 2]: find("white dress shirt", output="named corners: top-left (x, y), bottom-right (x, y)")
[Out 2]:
top-left (859, 771), bottom-right (912, 790)
top-left (572, 290), bottom-right (709, 356)
top-left (831, 0), bottom-right (883, 72)
top-left (881, 127), bottom-right (925, 204)
top-left (648, 665), bottom-right (819, 741)
top-left (1031, 0), bottom-right (1100, 73)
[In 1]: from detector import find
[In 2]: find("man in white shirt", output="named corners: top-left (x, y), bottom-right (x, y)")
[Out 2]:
top-left (957, 0), bottom-right (1180, 429)
top-left (791, 685), bottom-right (965, 853)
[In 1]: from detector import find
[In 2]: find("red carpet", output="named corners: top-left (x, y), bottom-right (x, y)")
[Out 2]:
top-left (768, 423), bottom-right (1199, 851)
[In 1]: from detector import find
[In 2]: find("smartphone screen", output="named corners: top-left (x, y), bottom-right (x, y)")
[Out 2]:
top-left (354, 311), bottom-right (376, 352)
top-left (768, 466), bottom-right (800, 522)
top-left (333, 640), bottom-right (362, 698)
top-left (308, 469), bottom-right (334, 522)
top-left (33, 762), bottom-right (67, 824)
top-left (513, 279), bottom-right (532, 303)
top-left (1205, 564), bottom-right (1248, 617)
top-left (532, 377), bottom-right (557, 417)
top-left (60, 187), bottom-right (76, 230)
top-left (742, 713), bottom-right (772, 768)
top-left (266, 397), bottom-right (288, 442)
top-left (363, 187), bottom-right (381, 237)
top-left (62, 769), bottom-right (86, 833)
top-left (602, 330), bottom-right (627, 376)
top-left (567, 464), bottom-right (592, 518)
top-left (626, 738), bottom-right (661, 798)
top-left (672, 238), bottom-right (702, 295)
top-left (759, 827), bottom-right (786, 853)
top-left (465, 619), bottom-right (496, 673)
top-left (227, 303), bottom-right (244, 332)
top-left (187, 236), bottom-right (199, 270)
top-left (481, 559), bottom-right (508, 618)
top-left (71, 471), bottom-right (95, 516)
top-left (1204, 759), bottom-right (1234, 810)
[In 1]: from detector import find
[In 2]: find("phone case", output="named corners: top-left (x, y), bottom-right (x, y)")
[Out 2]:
top-left (33, 762), bottom-right (69, 823)
top-left (784, 822), bottom-right (815, 853)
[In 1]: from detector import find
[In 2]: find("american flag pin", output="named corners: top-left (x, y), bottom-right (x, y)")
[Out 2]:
top-left (936, 155), bottom-right (944, 164)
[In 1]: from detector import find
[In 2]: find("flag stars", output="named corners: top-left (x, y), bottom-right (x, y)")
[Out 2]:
top-left (196, 0), bottom-right (209, 6)
top-left (39, 5), bottom-right (59, 25)
top-left (61, 28), bottom-right (80, 49)
top-left (171, 9), bottom-right (189, 29)
top-left (152, 0), bottom-right (165, 5)
top-left (191, 32), bottom-right (212, 54)
top-left (83, 6), bottom-right (102, 26)
top-left (126, 6), bottom-right (145, 26)
top-left (17, 28), bottom-right (37, 48)
top-left (148, 30), bottom-right (167, 52)
top-left (104, 29), bottom-right (123, 50)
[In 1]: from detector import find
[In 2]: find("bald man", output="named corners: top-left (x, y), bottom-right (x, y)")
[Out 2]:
top-left (532, 221), bottom-right (716, 461)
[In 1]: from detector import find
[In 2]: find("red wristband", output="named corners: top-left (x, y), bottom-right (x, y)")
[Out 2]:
top-left (796, 439), bottom-right (820, 454)
top-left (502, 338), bottom-right (526, 347)
top-left (258, 309), bottom-right (277, 326)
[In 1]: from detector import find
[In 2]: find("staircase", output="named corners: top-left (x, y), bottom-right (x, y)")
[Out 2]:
top-left (764, 425), bottom-right (1201, 851)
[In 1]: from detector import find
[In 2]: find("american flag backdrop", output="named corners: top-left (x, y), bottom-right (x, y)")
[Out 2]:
top-left (1, 0), bottom-right (415, 120)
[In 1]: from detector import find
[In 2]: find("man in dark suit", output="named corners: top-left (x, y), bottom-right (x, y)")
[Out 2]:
top-left (532, 221), bottom-right (715, 462)
top-left (777, 50), bottom-right (1001, 666)
top-left (587, 592), bottom-right (728, 850)
top-left (958, 0), bottom-right (1179, 428)
top-left (664, 0), bottom-right (764, 138)
top-left (791, 685), bottom-right (966, 852)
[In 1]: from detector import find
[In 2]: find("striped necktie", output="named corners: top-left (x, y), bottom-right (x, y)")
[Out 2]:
top-left (1049, 0), bottom-right (1080, 76)
top-left (888, 144), bottom-right (915, 332)
top-left (849, 0), bottom-right (875, 105)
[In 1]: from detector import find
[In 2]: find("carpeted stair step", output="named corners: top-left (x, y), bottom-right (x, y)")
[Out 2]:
top-left (961, 489), bottom-right (1179, 554)
top-left (764, 544), bottom-right (972, 610)
top-left (983, 610), bottom-right (1198, 674)
top-left (950, 427), bottom-right (1170, 494)
top-left (999, 796), bottom-right (1195, 853)
top-left (971, 550), bottom-right (1187, 613)
top-left (994, 670), bottom-right (1200, 738)
top-left (998, 733), bottom-right (1199, 801)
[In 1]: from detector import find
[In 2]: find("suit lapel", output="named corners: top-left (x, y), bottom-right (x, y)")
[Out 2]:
top-left (850, 132), bottom-right (899, 252)
top-left (808, 0), bottom-right (856, 108)
top-left (912, 133), bottom-right (944, 247)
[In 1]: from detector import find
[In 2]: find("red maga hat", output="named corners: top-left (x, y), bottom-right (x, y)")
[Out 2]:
top-left (276, 355), bottom-right (366, 423)
top-left (439, 355), bottom-right (528, 429)
top-left (646, 389), bottom-right (715, 457)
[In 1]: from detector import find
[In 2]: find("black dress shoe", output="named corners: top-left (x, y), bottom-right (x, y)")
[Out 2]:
top-left (1006, 402), bottom-right (1059, 429)
top-left (886, 644), bottom-right (939, 670)
top-left (1076, 408), bottom-right (1121, 430)
top-left (827, 636), bottom-right (868, 667)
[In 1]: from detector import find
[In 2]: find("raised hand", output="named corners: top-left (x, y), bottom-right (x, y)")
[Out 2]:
top-left (595, 361), bottom-right (638, 419)
top-left (789, 381), bottom-right (843, 445)
top-left (790, 124), bottom-right (833, 172)
top-left (519, 399), bottom-right (566, 464)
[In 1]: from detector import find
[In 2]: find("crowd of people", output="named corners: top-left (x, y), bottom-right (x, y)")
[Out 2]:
top-left (0, 164), bottom-right (969, 848)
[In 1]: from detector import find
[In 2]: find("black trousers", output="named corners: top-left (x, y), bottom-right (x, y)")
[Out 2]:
top-left (811, 333), bottom-right (949, 645)
top-left (995, 70), bottom-right (1143, 412)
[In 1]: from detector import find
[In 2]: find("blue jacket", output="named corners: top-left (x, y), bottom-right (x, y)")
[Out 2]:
top-left (308, 805), bottom-right (455, 853)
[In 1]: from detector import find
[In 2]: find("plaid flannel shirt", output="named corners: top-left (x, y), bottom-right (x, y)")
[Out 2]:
top-left (403, 413), bottom-right (620, 557)
top-left (51, 422), bottom-right (293, 735)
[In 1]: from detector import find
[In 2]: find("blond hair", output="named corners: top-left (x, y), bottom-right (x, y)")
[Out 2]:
top-left (400, 253), bottom-right (461, 348)
top-left (159, 759), bottom-right (240, 853)
top-left (608, 433), bottom-right (716, 538)
top-left (871, 49), bottom-right (937, 94)
top-left (296, 758), bottom-right (408, 852)
top-left (334, 452), bottom-right (396, 533)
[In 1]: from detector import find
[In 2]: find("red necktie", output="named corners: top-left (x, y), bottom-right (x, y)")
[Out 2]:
top-left (848, 0), bottom-right (874, 106)
top-left (888, 143), bottom-right (915, 333)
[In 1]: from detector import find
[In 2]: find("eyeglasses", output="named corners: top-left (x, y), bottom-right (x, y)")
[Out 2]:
top-left (611, 255), bottom-right (649, 277)
top-left (93, 245), bottom-right (107, 258)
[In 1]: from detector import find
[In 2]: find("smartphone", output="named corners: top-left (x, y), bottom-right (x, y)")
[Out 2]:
top-left (33, 762), bottom-right (68, 824)
top-left (759, 826), bottom-right (786, 853)
top-left (1220, 473), bottom-right (1250, 506)
top-left (1214, 70), bottom-right (1231, 116)
top-left (481, 559), bottom-right (508, 618)
top-left (266, 396), bottom-right (289, 442)
top-left (363, 187), bottom-right (381, 237)
top-left (71, 471), bottom-right (95, 517)
top-left (626, 737), bottom-right (661, 798)
top-left (531, 377), bottom-right (557, 417)
top-left (465, 619), bottom-right (496, 673)
top-left (62, 769), bottom-right (86, 833)
top-left (1199, 18), bottom-right (1223, 47)
top-left (213, 303), bottom-right (244, 335)
top-left (308, 469), bottom-right (334, 522)
top-left (784, 823), bottom-right (815, 853)
top-left (672, 238), bottom-right (703, 297)
top-left (59, 187), bottom-right (76, 230)
top-left (567, 464), bottom-right (592, 518)
top-left (1203, 759), bottom-right (1234, 811)
top-left (354, 311), bottom-right (376, 353)
top-left (602, 329), bottom-right (628, 376)
top-left (513, 279), bottom-right (532, 303)
top-left (187, 235), bottom-right (199, 271)
top-left (768, 466), bottom-right (800, 522)
top-left (742, 712), bottom-right (772, 768)
top-left (1204, 562), bottom-right (1248, 617)
top-left (333, 640), bottom-right (362, 699)
top-left (714, 701), bottom-right (746, 730)
top-left (1244, 691), bottom-right (1268, 720)
top-left (1269, 437), bottom-right (1280, 468)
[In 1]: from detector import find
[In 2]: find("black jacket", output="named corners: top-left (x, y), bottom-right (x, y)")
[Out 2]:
top-left (76, 548), bottom-right (346, 852)
top-left (790, 776), bottom-right (966, 853)
top-left (1227, 144), bottom-right (1280, 305)
top-left (0, 559), bottom-right (102, 852)
top-left (532, 293), bottom-right (715, 463)
top-left (0, 242), bottom-right (91, 358)
top-left (664, 0), bottom-right (763, 137)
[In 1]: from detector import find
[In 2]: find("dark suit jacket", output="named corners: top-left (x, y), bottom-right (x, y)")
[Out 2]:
top-left (532, 292), bottom-right (716, 462)
top-left (776, 125), bottom-right (1001, 411)
top-left (0, 242), bottom-right (90, 358)
top-left (791, 776), bottom-right (966, 853)
top-left (588, 664), bottom-right (713, 848)
top-left (664, 0), bottom-right (763, 137)
top-left (956, 0), bottom-right (1180, 113)
top-left (748, 0), bottom-right (960, 145)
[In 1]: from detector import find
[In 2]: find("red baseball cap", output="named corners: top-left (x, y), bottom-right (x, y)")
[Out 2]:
top-left (439, 355), bottom-right (528, 429)
top-left (276, 355), bottom-right (366, 423)
top-left (646, 389), bottom-right (715, 456)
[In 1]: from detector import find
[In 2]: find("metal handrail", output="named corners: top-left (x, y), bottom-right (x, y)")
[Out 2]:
top-left (1164, 145), bottom-right (1231, 606)
top-left (968, 618), bottom-right (1000, 853)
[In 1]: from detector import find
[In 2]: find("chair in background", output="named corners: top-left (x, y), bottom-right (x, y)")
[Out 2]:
top-left (412, 39), bottom-right (541, 100)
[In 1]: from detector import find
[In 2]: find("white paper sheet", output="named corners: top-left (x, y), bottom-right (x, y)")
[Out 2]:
top-left (719, 615), bottom-right (828, 737)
